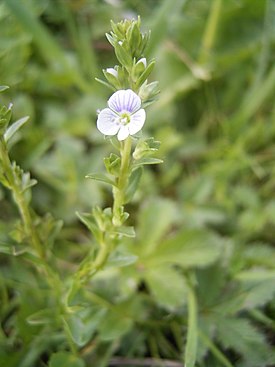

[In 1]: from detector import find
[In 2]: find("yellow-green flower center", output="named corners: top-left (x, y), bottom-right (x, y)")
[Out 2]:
top-left (119, 112), bottom-right (131, 125)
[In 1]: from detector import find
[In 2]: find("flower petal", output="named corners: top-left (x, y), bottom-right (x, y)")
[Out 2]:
top-left (128, 109), bottom-right (146, 135)
top-left (117, 125), bottom-right (130, 141)
top-left (97, 108), bottom-right (120, 136)
top-left (108, 89), bottom-right (141, 114)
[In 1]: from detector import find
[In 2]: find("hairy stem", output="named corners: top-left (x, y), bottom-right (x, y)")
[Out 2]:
top-left (112, 137), bottom-right (132, 225)
top-left (0, 137), bottom-right (44, 258)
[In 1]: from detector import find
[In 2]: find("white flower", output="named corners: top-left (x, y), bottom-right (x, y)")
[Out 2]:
top-left (97, 89), bottom-right (146, 141)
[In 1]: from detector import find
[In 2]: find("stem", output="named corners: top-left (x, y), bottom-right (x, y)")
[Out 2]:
top-left (112, 137), bottom-right (132, 225)
top-left (199, 0), bottom-right (222, 64)
top-left (0, 137), bottom-right (44, 258)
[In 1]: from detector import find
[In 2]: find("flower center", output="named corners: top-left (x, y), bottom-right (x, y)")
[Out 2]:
top-left (119, 112), bottom-right (131, 125)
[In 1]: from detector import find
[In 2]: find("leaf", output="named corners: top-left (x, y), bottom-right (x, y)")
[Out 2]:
top-left (145, 265), bottom-right (188, 309)
top-left (110, 226), bottom-right (135, 238)
top-left (147, 229), bottom-right (222, 268)
top-left (133, 157), bottom-right (163, 168)
top-left (4, 116), bottom-right (29, 142)
top-left (184, 286), bottom-right (198, 367)
top-left (216, 317), bottom-right (273, 367)
top-left (107, 251), bottom-right (138, 268)
top-left (137, 198), bottom-right (178, 256)
top-left (98, 309), bottom-right (133, 341)
top-left (27, 308), bottom-right (55, 325)
top-left (76, 211), bottom-right (100, 241)
top-left (85, 173), bottom-right (117, 187)
top-left (49, 352), bottom-right (85, 367)
top-left (124, 167), bottom-right (143, 203)
top-left (0, 86), bottom-right (9, 93)
top-left (63, 308), bottom-right (106, 347)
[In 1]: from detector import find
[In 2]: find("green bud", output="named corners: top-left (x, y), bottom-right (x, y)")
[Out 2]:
top-left (139, 81), bottom-right (160, 106)
top-left (133, 137), bottom-right (160, 160)
top-left (0, 103), bottom-right (13, 135)
top-left (104, 153), bottom-right (121, 176)
top-left (103, 67), bottom-right (121, 89)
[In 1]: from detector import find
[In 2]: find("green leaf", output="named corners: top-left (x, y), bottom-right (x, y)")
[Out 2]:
top-left (133, 157), bottom-right (163, 168)
top-left (137, 198), bottom-right (178, 256)
top-left (136, 60), bottom-right (156, 87)
top-left (0, 86), bottom-right (9, 93)
top-left (63, 308), bottom-right (106, 347)
top-left (110, 226), bottom-right (135, 238)
top-left (4, 116), bottom-right (29, 142)
top-left (49, 352), bottom-right (85, 367)
top-left (147, 229), bottom-right (222, 268)
top-left (145, 265), bottom-right (187, 309)
top-left (98, 309), bottom-right (133, 341)
top-left (104, 153), bottom-right (121, 176)
top-left (27, 308), bottom-right (55, 325)
top-left (107, 251), bottom-right (138, 268)
top-left (76, 211), bottom-right (100, 241)
top-left (124, 167), bottom-right (143, 203)
top-left (85, 173), bottom-right (117, 187)
top-left (184, 286), bottom-right (198, 367)
top-left (216, 316), bottom-right (273, 367)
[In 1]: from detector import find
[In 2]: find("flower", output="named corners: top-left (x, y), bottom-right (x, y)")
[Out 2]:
top-left (97, 89), bottom-right (146, 141)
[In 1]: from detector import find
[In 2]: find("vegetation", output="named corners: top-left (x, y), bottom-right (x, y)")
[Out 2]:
top-left (0, 1), bottom-right (275, 366)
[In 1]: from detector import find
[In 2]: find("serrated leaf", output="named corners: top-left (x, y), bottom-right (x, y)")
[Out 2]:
top-left (4, 116), bottom-right (29, 142)
top-left (137, 198), bottom-right (178, 256)
top-left (215, 316), bottom-right (273, 367)
top-left (85, 173), bottom-right (117, 187)
top-left (147, 229), bottom-right (222, 268)
top-left (145, 265), bottom-right (187, 309)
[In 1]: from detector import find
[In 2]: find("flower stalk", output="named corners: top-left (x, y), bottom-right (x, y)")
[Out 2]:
top-left (112, 137), bottom-right (132, 226)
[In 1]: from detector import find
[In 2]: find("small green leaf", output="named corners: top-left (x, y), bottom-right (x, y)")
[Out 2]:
top-left (125, 167), bottom-right (143, 203)
top-left (27, 308), bottom-right (55, 325)
top-left (4, 116), bottom-right (29, 142)
top-left (110, 226), bottom-right (135, 238)
top-left (104, 153), bottom-right (121, 176)
top-left (76, 211), bottom-right (100, 241)
top-left (95, 77), bottom-right (116, 91)
top-left (133, 157), bottom-right (163, 168)
top-left (85, 173), bottom-right (117, 187)
top-left (136, 60), bottom-right (156, 87)
top-left (0, 86), bottom-right (9, 93)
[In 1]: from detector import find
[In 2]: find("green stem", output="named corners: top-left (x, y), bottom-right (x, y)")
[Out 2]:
top-left (199, 0), bottom-right (222, 64)
top-left (0, 137), bottom-right (44, 258)
top-left (112, 137), bottom-right (132, 225)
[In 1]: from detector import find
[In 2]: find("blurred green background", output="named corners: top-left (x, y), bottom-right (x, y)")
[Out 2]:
top-left (1, 0), bottom-right (275, 366)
